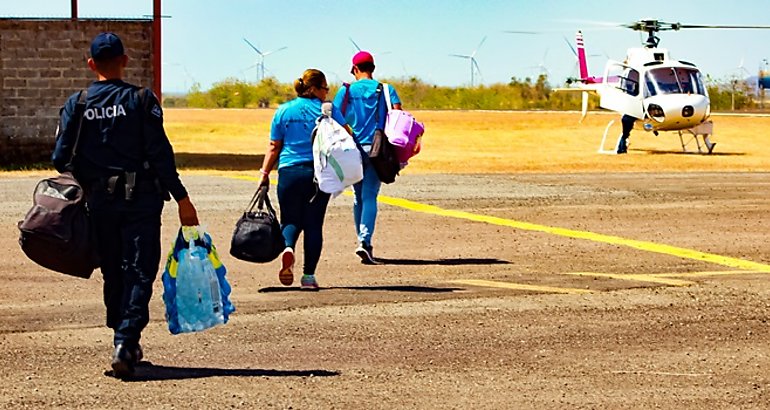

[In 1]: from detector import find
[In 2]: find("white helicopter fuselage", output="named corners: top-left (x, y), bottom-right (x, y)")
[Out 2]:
top-left (641, 93), bottom-right (709, 131)
top-left (599, 47), bottom-right (711, 133)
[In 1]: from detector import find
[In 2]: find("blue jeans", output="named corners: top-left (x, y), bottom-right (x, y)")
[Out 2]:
top-left (277, 164), bottom-right (330, 275)
top-left (352, 158), bottom-right (382, 246)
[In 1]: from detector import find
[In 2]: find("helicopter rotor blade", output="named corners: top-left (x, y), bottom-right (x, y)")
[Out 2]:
top-left (555, 18), bottom-right (623, 27)
top-left (620, 20), bottom-right (770, 32)
top-left (503, 30), bottom-right (540, 35)
top-left (676, 23), bottom-right (770, 30)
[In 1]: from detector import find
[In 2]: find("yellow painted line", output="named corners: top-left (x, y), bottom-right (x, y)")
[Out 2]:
top-left (229, 175), bottom-right (770, 273)
top-left (654, 270), bottom-right (761, 278)
top-left (451, 279), bottom-right (592, 294)
top-left (231, 175), bottom-right (277, 184)
top-left (374, 195), bottom-right (770, 273)
top-left (560, 272), bottom-right (694, 287)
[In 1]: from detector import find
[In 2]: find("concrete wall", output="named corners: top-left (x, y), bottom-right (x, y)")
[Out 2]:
top-left (0, 19), bottom-right (154, 165)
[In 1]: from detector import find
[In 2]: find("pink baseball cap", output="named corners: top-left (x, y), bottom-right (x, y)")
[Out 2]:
top-left (351, 51), bottom-right (374, 73)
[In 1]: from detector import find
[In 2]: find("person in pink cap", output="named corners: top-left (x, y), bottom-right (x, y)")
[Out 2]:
top-left (332, 51), bottom-right (402, 264)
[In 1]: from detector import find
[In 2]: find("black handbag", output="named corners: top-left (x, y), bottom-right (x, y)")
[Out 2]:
top-left (18, 90), bottom-right (99, 279)
top-left (229, 187), bottom-right (284, 263)
top-left (367, 83), bottom-right (401, 184)
top-left (368, 128), bottom-right (400, 184)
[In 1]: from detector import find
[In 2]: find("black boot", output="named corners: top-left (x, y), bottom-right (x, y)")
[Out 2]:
top-left (111, 344), bottom-right (137, 379)
top-left (616, 136), bottom-right (628, 154)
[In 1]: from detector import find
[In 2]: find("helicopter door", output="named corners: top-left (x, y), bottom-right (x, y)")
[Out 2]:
top-left (599, 61), bottom-right (644, 118)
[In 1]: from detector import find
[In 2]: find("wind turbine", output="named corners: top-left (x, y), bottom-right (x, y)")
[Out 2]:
top-left (527, 49), bottom-right (551, 78)
top-left (243, 38), bottom-right (287, 82)
top-left (349, 37), bottom-right (363, 52)
top-left (162, 62), bottom-right (196, 92)
top-left (727, 57), bottom-right (753, 111)
top-left (348, 37), bottom-right (392, 56)
top-left (450, 36), bottom-right (486, 87)
top-left (733, 57), bottom-right (752, 78)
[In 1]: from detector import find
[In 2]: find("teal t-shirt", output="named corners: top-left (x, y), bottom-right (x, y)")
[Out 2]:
top-left (270, 97), bottom-right (347, 169)
top-left (332, 79), bottom-right (401, 145)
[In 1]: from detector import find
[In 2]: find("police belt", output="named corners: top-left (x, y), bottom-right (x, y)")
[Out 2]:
top-left (90, 172), bottom-right (169, 201)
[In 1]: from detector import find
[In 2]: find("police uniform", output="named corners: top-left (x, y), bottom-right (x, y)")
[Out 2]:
top-left (52, 34), bottom-right (188, 370)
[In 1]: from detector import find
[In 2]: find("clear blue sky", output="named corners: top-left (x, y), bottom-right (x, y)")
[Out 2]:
top-left (4, 0), bottom-right (770, 93)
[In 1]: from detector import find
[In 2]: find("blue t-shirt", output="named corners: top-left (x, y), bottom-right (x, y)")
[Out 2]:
top-left (270, 97), bottom-right (347, 169)
top-left (332, 79), bottom-right (401, 145)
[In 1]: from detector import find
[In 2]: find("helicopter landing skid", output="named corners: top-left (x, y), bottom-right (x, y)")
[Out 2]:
top-left (678, 120), bottom-right (715, 154)
top-left (597, 120), bottom-right (621, 154)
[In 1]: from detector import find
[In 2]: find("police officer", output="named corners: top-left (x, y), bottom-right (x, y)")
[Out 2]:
top-left (52, 32), bottom-right (199, 379)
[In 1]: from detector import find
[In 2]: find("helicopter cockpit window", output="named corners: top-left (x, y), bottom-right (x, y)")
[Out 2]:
top-left (619, 69), bottom-right (640, 96)
top-left (606, 63), bottom-right (639, 96)
top-left (645, 67), bottom-right (706, 96)
top-left (675, 68), bottom-right (705, 95)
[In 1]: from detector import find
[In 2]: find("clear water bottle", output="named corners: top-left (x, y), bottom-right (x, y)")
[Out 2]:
top-left (204, 257), bottom-right (224, 327)
top-left (175, 245), bottom-right (202, 332)
top-left (175, 241), bottom-right (224, 332)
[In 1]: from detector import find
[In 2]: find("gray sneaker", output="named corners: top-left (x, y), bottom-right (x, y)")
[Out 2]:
top-left (355, 242), bottom-right (379, 265)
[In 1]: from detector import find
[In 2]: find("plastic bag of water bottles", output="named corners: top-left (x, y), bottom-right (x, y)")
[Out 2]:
top-left (162, 226), bottom-right (235, 334)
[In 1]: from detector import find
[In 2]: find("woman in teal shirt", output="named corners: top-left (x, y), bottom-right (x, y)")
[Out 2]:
top-left (258, 69), bottom-right (347, 290)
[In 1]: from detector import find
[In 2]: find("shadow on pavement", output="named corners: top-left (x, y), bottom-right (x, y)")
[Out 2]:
top-left (634, 148), bottom-right (745, 156)
top-left (375, 257), bottom-right (509, 266)
top-left (259, 285), bottom-right (463, 293)
top-left (175, 152), bottom-right (265, 170)
top-left (108, 362), bottom-right (339, 381)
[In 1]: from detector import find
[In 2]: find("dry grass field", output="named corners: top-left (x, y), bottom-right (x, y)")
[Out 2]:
top-left (163, 108), bottom-right (770, 174)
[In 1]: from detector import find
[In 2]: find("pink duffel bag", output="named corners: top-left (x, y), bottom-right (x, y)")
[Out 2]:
top-left (384, 109), bottom-right (425, 163)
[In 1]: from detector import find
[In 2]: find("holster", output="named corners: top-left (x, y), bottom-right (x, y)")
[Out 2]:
top-left (98, 172), bottom-right (168, 201)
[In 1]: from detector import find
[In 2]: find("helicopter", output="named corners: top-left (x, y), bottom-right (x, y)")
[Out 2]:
top-left (557, 19), bottom-right (770, 155)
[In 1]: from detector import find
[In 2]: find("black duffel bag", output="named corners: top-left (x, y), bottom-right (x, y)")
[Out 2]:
top-left (18, 172), bottom-right (100, 278)
top-left (230, 187), bottom-right (284, 263)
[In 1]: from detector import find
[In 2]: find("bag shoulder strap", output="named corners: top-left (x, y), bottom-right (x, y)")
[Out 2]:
top-left (375, 82), bottom-right (385, 129)
top-left (382, 83), bottom-right (393, 113)
top-left (66, 89), bottom-right (89, 169)
top-left (340, 82), bottom-right (351, 115)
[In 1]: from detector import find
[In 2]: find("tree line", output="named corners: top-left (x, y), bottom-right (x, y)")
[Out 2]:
top-left (162, 74), bottom-right (762, 112)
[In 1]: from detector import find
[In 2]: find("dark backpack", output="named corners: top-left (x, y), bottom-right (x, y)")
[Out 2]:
top-left (18, 90), bottom-right (99, 278)
top-left (18, 172), bottom-right (99, 278)
top-left (229, 187), bottom-right (284, 263)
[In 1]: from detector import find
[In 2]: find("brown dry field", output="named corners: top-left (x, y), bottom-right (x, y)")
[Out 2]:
top-left (162, 108), bottom-right (770, 173)
top-left (2, 110), bottom-right (770, 409)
